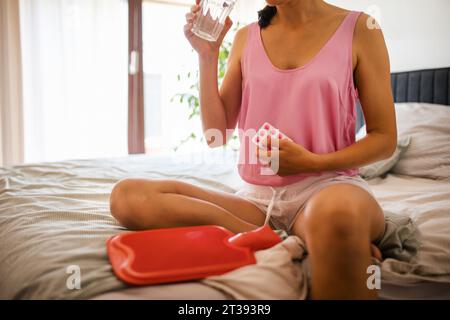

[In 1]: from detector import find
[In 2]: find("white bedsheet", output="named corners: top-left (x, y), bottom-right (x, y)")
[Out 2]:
top-left (0, 151), bottom-right (449, 299)
top-left (369, 174), bottom-right (450, 283)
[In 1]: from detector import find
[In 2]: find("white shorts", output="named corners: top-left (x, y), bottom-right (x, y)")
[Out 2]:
top-left (235, 172), bottom-right (374, 234)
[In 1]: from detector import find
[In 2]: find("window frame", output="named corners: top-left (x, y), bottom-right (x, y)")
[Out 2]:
top-left (128, 0), bottom-right (145, 154)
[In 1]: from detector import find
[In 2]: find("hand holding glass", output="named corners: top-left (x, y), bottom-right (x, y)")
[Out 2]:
top-left (191, 0), bottom-right (237, 42)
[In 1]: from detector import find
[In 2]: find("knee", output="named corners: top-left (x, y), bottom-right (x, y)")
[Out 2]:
top-left (303, 193), bottom-right (369, 244)
top-left (109, 178), bottom-right (160, 229)
top-left (110, 178), bottom-right (139, 228)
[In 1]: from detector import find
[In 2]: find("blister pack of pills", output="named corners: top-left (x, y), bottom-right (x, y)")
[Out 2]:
top-left (252, 122), bottom-right (292, 148)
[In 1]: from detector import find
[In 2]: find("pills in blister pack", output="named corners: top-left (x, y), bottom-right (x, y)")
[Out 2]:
top-left (252, 122), bottom-right (292, 149)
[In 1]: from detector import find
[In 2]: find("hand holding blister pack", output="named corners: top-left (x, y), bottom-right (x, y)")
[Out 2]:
top-left (252, 122), bottom-right (292, 174)
top-left (252, 122), bottom-right (292, 149)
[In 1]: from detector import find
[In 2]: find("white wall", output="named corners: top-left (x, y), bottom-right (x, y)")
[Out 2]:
top-left (327, 0), bottom-right (450, 72)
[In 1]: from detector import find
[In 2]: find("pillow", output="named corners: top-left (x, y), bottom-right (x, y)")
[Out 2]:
top-left (391, 103), bottom-right (450, 179)
top-left (356, 125), bottom-right (411, 179)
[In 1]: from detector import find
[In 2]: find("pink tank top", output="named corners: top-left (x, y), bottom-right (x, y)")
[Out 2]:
top-left (237, 11), bottom-right (362, 186)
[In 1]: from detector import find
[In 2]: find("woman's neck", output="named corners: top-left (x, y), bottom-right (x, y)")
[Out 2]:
top-left (273, 0), bottom-right (329, 28)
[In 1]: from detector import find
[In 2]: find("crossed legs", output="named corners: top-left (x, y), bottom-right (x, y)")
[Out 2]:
top-left (109, 178), bottom-right (266, 233)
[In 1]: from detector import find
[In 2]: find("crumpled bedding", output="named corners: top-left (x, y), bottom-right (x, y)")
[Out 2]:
top-left (377, 213), bottom-right (420, 262)
top-left (202, 236), bottom-right (309, 300)
top-left (368, 174), bottom-right (450, 284)
top-left (1, 152), bottom-right (449, 299)
top-left (201, 211), bottom-right (420, 300)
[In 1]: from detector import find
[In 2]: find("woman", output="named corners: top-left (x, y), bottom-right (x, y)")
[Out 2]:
top-left (110, 0), bottom-right (396, 299)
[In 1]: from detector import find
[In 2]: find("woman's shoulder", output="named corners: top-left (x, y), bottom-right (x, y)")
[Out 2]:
top-left (352, 12), bottom-right (389, 74)
top-left (321, 5), bottom-right (384, 49)
top-left (231, 23), bottom-right (256, 57)
top-left (353, 12), bottom-right (386, 52)
top-left (234, 23), bottom-right (256, 42)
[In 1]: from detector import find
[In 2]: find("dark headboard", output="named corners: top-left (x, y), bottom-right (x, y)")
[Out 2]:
top-left (356, 67), bottom-right (450, 131)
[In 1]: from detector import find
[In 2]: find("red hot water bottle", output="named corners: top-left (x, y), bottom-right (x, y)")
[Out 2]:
top-left (107, 224), bottom-right (281, 286)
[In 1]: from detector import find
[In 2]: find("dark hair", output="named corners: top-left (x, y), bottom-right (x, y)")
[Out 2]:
top-left (258, 5), bottom-right (277, 28)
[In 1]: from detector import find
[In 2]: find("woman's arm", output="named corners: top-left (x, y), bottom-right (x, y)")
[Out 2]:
top-left (316, 14), bottom-right (397, 171)
top-left (199, 27), bottom-right (248, 146)
top-left (184, 2), bottom-right (247, 147)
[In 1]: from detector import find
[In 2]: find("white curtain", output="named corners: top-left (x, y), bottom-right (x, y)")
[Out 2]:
top-left (0, 0), bottom-right (24, 167)
top-left (19, 0), bottom-right (129, 163)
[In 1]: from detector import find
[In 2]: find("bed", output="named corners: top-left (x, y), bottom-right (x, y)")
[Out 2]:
top-left (1, 68), bottom-right (449, 300)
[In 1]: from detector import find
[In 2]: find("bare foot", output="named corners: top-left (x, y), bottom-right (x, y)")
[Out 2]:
top-left (371, 244), bottom-right (382, 261)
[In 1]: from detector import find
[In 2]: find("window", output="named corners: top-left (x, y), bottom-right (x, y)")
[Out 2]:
top-left (142, 1), bottom-right (201, 154)
top-left (19, 0), bottom-right (264, 162)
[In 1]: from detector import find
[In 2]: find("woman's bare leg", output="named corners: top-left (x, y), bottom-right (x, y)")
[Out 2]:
top-left (291, 184), bottom-right (385, 300)
top-left (110, 178), bottom-right (266, 233)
